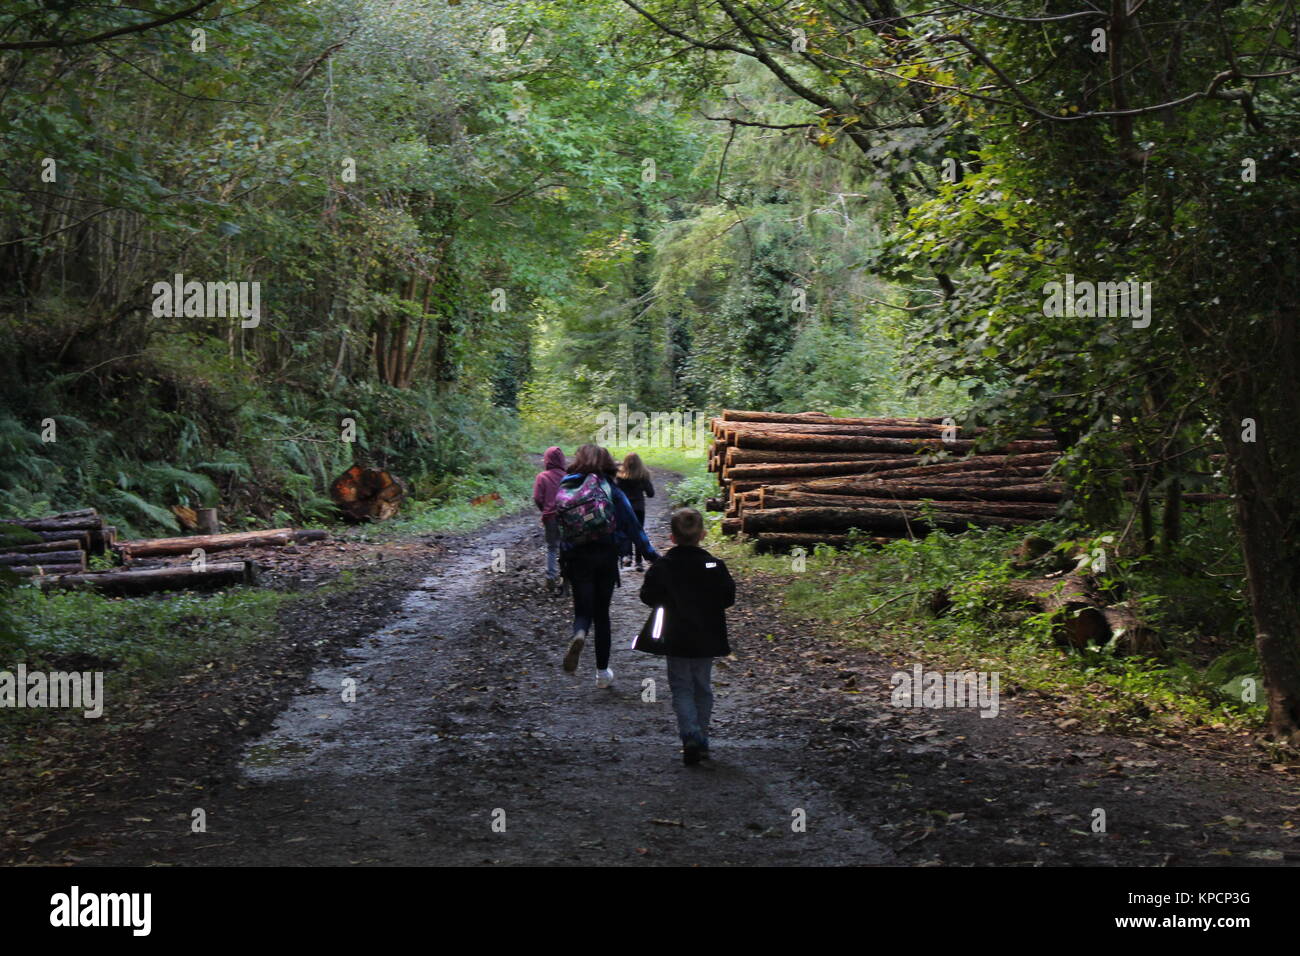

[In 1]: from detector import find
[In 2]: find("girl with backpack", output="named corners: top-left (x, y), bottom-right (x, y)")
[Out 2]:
top-left (554, 444), bottom-right (659, 688)
top-left (615, 452), bottom-right (655, 572)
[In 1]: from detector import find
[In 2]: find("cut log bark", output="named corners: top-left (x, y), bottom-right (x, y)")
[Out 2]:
top-left (724, 447), bottom-right (915, 466)
top-left (999, 575), bottom-right (1111, 649)
top-left (0, 550), bottom-right (84, 567)
top-left (734, 432), bottom-right (1057, 455)
top-left (774, 481), bottom-right (1064, 503)
top-left (0, 516), bottom-right (102, 533)
top-left (36, 561), bottom-right (258, 595)
top-left (117, 528), bottom-right (328, 558)
top-left (741, 506), bottom-right (1034, 536)
top-left (752, 533), bottom-right (894, 553)
top-left (723, 459), bottom-right (914, 482)
top-left (9, 563), bottom-right (86, 577)
top-left (719, 410), bottom-right (833, 424)
top-left (197, 508), bottom-right (220, 534)
top-left (330, 465), bottom-right (408, 521)
top-left (756, 491), bottom-right (1060, 519)
top-left (0, 529), bottom-right (91, 550)
top-left (0, 539), bottom-right (86, 555)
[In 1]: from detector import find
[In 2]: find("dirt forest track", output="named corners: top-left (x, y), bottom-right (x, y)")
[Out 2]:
top-left (5, 466), bottom-right (1300, 867)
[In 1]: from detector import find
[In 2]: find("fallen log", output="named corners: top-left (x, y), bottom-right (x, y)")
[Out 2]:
top-left (117, 528), bottom-right (328, 558)
top-left (721, 518), bottom-right (741, 536)
top-left (37, 560), bottom-right (258, 595)
top-left (998, 575), bottom-right (1113, 650)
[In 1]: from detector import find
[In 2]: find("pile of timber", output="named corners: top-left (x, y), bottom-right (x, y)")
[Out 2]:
top-left (706, 410), bottom-right (1063, 551)
top-left (1, 508), bottom-right (328, 595)
top-left (0, 508), bottom-right (116, 575)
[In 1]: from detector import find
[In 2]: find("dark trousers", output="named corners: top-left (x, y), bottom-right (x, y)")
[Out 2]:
top-left (564, 542), bottom-right (619, 669)
top-left (632, 507), bottom-right (648, 564)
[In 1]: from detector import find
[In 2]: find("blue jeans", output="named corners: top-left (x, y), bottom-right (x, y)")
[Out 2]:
top-left (543, 519), bottom-right (561, 580)
top-left (666, 656), bottom-right (714, 751)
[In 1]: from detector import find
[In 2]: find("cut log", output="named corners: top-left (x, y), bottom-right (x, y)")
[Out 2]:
top-left (0, 550), bottom-right (84, 567)
top-left (36, 561), bottom-right (258, 595)
top-left (704, 498), bottom-right (725, 512)
top-left (723, 459), bottom-right (914, 482)
top-left (791, 454), bottom-right (1059, 488)
top-left (734, 432), bottom-right (1057, 455)
top-left (87, 526), bottom-right (115, 555)
top-left (741, 506), bottom-right (1034, 536)
top-left (0, 529), bottom-right (91, 550)
top-left (721, 518), bottom-right (741, 536)
top-left (0, 516), bottom-right (102, 533)
top-left (752, 533), bottom-right (894, 553)
top-left (330, 466), bottom-right (408, 521)
top-left (197, 508), bottom-right (220, 534)
top-left (999, 576), bottom-right (1113, 650)
top-left (719, 410), bottom-right (833, 424)
top-left (725, 447), bottom-right (916, 466)
top-left (8, 563), bottom-right (86, 576)
top-left (756, 491), bottom-right (1059, 519)
top-left (117, 528), bottom-right (329, 558)
top-left (775, 481), bottom-right (1064, 503)
top-left (1101, 606), bottom-right (1163, 657)
top-left (0, 539), bottom-right (86, 555)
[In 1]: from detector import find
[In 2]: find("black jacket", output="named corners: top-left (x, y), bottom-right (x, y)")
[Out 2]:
top-left (615, 475), bottom-right (655, 512)
top-left (638, 545), bottom-right (735, 657)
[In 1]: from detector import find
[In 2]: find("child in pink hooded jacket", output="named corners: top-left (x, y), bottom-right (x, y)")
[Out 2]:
top-left (533, 446), bottom-right (568, 587)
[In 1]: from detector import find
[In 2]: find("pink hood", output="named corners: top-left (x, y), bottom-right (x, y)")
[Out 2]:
top-left (533, 447), bottom-right (568, 519)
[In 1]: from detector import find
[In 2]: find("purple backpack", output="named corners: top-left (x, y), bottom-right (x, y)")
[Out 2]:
top-left (554, 473), bottom-right (617, 545)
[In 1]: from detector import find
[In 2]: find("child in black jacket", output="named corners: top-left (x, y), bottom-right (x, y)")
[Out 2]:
top-left (638, 507), bottom-right (736, 766)
top-left (615, 453), bottom-right (655, 571)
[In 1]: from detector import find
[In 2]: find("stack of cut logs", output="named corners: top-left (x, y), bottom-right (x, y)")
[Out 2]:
top-left (1, 508), bottom-right (327, 595)
top-left (707, 410), bottom-right (1063, 552)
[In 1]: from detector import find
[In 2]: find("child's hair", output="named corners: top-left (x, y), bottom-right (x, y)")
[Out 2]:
top-left (670, 508), bottom-right (705, 545)
top-left (618, 452), bottom-right (649, 483)
top-left (571, 443), bottom-right (617, 478)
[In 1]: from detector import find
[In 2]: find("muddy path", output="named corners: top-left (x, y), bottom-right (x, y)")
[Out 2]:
top-left (7, 466), bottom-right (1299, 868)
top-left (75, 468), bottom-right (887, 866)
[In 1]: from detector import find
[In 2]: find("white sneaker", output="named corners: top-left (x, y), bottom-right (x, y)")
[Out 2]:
top-left (596, 668), bottom-right (614, 689)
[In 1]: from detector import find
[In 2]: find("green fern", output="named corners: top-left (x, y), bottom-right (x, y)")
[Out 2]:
top-left (107, 489), bottom-right (181, 533)
top-left (140, 463), bottom-right (219, 507)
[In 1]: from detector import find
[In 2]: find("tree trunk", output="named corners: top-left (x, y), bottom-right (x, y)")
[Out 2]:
top-left (37, 561), bottom-right (259, 595)
top-left (117, 528), bottom-right (328, 558)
